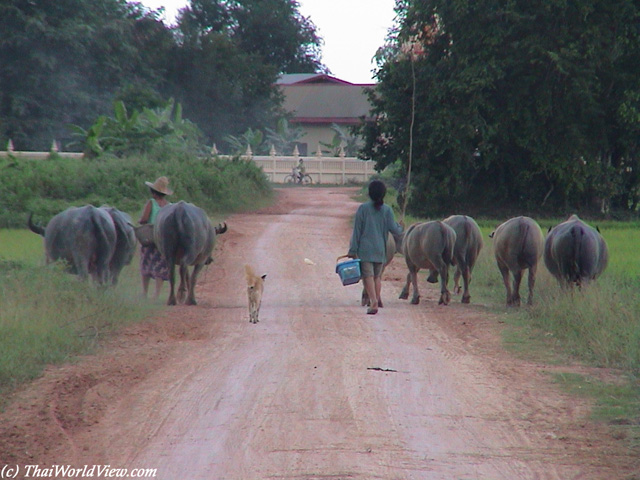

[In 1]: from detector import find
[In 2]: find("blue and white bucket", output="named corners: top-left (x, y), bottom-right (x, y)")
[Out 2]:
top-left (335, 257), bottom-right (362, 286)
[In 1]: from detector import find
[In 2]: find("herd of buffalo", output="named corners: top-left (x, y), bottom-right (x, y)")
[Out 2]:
top-left (26, 201), bottom-right (607, 309)
top-left (27, 201), bottom-right (227, 306)
top-left (394, 214), bottom-right (608, 308)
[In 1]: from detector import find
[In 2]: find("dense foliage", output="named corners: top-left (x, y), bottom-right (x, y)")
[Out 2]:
top-left (0, 153), bottom-right (273, 228)
top-left (0, 0), bottom-right (323, 151)
top-left (360, 0), bottom-right (640, 216)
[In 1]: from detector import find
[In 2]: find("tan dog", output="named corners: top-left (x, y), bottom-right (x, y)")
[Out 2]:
top-left (245, 264), bottom-right (266, 323)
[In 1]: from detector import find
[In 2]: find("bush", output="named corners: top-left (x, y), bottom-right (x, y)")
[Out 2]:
top-left (0, 153), bottom-right (273, 227)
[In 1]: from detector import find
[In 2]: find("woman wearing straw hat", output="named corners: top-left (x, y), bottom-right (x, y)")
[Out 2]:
top-left (139, 176), bottom-right (173, 298)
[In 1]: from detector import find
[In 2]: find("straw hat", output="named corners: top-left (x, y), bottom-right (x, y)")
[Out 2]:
top-left (145, 176), bottom-right (173, 196)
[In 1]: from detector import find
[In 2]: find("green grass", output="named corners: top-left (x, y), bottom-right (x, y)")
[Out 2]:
top-left (0, 229), bottom-right (45, 266)
top-left (0, 256), bottom-right (157, 401)
top-left (550, 372), bottom-right (640, 448)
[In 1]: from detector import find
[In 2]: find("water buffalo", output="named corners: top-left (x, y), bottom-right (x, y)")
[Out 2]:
top-left (441, 215), bottom-right (484, 304)
top-left (100, 206), bottom-right (136, 285)
top-left (544, 214), bottom-right (608, 287)
top-left (28, 206), bottom-right (117, 285)
top-left (399, 221), bottom-right (456, 305)
top-left (490, 216), bottom-right (544, 307)
top-left (154, 201), bottom-right (227, 305)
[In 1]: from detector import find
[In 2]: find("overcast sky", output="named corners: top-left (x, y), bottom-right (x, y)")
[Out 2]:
top-left (137, 0), bottom-right (396, 84)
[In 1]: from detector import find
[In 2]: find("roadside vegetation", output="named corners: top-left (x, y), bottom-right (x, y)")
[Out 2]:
top-left (0, 152), bottom-right (273, 405)
top-left (0, 258), bottom-right (151, 400)
top-left (0, 153), bottom-right (272, 228)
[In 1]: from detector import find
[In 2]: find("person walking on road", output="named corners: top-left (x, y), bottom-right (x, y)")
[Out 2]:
top-left (139, 176), bottom-right (172, 299)
top-left (347, 180), bottom-right (403, 314)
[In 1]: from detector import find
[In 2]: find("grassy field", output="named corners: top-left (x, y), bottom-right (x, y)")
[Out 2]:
top-left (0, 229), bottom-right (46, 265)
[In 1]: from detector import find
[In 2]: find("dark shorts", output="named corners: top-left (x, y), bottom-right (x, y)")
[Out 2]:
top-left (361, 261), bottom-right (383, 278)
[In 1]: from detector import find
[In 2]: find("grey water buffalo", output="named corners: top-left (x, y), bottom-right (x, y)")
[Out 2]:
top-left (490, 216), bottom-right (544, 307)
top-left (28, 206), bottom-right (117, 285)
top-left (544, 214), bottom-right (608, 287)
top-left (100, 206), bottom-right (137, 285)
top-left (399, 221), bottom-right (456, 305)
top-left (154, 201), bottom-right (227, 305)
top-left (442, 215), bottom-right (483, 304)
top-left (361, 232), bottom-right (401, 307)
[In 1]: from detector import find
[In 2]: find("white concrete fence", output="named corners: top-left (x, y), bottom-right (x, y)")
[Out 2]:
top-left (250, 155), bottom-right (375, 184)
top-left (1, 141), bottom-right (377, 184)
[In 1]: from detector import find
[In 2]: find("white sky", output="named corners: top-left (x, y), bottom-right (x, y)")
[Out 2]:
top-left (137, 0), bottom-right (397, 84)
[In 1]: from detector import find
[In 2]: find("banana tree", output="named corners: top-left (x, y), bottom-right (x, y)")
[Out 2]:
top-left (265, 118), bottom-right (304, 155)
top-left (319, 123), bottom-right (360, 157)
top-left (224, 128), bottom-right (265, 155)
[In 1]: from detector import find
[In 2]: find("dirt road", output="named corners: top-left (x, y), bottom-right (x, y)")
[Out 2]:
top-left (1, 187), bottom-right (636, 479)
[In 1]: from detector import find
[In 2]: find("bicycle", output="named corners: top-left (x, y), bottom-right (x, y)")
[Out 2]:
top-left (284, 172), bottom-right (313, 185)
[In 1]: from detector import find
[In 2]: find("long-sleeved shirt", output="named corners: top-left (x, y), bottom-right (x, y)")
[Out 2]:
top-left (348, 201), bottom-right (403, 263)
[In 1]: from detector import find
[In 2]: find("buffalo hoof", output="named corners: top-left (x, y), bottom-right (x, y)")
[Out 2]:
top-left (454, 286), bottom-right (462, 295)
top-left (378, 299), bottom-right (384, 308)
top-left (426, 272), bottom-right (438, 284)
top-left (167, 297), bottom-right (177, 306)
top-left (461, 295), bottom-right (471, 304)
top-left (399, 290), bottom-right (409, 300)
top-left (186, 298), bottom-right (197, 306)
top-left (507, 297), bottom-right (521, 308)
top-left (439, 292), bottom-right (451, 305)
top-left (410, 296), bottom-right (420, 305)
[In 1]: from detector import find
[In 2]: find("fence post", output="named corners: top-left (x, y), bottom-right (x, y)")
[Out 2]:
top-left (315, 144), bottom-right (323, 184)
top-left (270, 145), bottom-right (276, 182)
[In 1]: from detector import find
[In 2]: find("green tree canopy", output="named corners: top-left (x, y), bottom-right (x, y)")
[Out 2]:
top-left (361, 0), bottom-right (640, 216)
top-left (0, 0), bottom-right (162, 150)
top-left (0, 0), bottom-right (324, 151)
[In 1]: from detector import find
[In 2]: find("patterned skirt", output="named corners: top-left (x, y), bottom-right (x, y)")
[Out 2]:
top-left (140, 244), bottom-right (170, 281)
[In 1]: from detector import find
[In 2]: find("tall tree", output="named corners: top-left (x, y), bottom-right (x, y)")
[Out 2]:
top-left (362, 0), bottom-right (640, 215)
top-left (230, 0), bottom-right (323, 73)
top-left (0, 0), bottom-right (324, 152)
top-left (172, 0), bottom-right (324, 144)
top-left (0, 0), bottom-right (167, 150)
